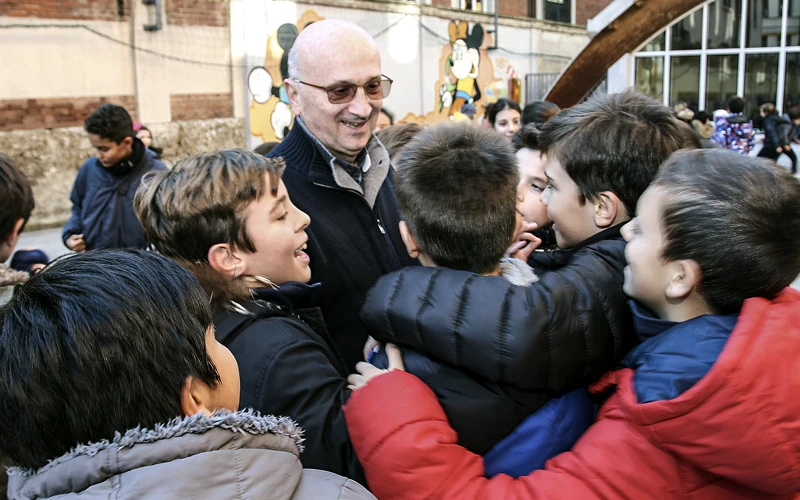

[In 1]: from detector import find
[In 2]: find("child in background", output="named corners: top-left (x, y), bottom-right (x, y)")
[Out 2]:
top-left (134, 123), bottom-right (163, 159)
top-left (711, 96), bottom-right (755, 154)
top-left (510, 124), bottom-right (556, 251)
top-left (63, 104), bottom-right (166, 252)
top-left (345, 149), bottom-right (800, 500)
top-left (0, 153), bottom-right (34, 306)
top-left (486, 98), bottom-right (521, 140)
top-left (0, 250), bottom-right (373, 499)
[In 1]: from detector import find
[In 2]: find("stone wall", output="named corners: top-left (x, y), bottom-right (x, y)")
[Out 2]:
top-left (0, 117), bottom-right (246, 230)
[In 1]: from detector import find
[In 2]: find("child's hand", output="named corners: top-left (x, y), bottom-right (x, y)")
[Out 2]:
top-left (505, 221), bottom-right (542, 261)
top-left (66, 234), bottom-right (86, 253)
top-left (348, 343), bottom-right (405, 390)
top-left (363, 335), bottom-right (381, 361)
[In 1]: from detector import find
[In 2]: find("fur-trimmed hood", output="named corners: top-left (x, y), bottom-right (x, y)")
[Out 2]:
top-left (0, 264), bottom-right (28, 307)
top-left (7, 410), bottom-right (374, 500)
top-left (498, 257), bottom-right (539, 286)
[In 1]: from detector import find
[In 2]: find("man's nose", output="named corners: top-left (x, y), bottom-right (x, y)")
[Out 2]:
top-left (348, 87), bottom-right (373, 117)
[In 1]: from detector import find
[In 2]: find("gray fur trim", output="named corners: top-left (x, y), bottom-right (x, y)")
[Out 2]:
top-left (0, 264), bottom-right (28, 287)
top-left (8, 409), bottom-right (303, 477)
top-left (499, 257), bottom-right (539, 286)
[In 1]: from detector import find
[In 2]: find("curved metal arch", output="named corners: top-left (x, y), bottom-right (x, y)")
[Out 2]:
top-left (544, 0), bottom-right (707, 107)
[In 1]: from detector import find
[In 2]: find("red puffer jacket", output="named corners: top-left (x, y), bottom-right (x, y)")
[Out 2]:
top-left (344, 289), bottom-right (800, 500)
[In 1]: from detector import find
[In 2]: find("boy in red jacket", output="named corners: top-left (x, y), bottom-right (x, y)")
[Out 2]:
top-left (344, 149), bottom-right (800, 500)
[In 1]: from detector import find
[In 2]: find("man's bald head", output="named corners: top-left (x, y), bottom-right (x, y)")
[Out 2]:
top-left (287, 20), bottom-right (378, 80)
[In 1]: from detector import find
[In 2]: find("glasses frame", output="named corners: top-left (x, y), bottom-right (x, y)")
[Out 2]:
top-left (292, 74), bottom-right (393, 104)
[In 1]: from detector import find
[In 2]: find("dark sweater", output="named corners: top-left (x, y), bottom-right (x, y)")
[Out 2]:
top-left (268, 123), bottom-right (417, 370)
top-left (62, 139), bottom-right (166, 250)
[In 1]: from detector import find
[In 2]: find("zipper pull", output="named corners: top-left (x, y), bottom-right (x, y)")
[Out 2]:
top-left (376, 218), bottom-right (386, 234)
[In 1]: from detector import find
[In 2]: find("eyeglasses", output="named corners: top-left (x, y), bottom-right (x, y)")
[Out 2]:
top-left (292, 75), bottom-right (393, 104)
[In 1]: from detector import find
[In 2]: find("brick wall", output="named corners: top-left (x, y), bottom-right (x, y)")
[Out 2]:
top-left (0, 96), bottom-right (136, 132)
top-left (170, 93), bottom-right (232, 121)
top-left (431, 0), bottom-right (451, 7)
top-left (0, 0), bottom-right (128, 21)
top-left (499, 0), bottom-right (530, 17)
top-left (166, 0), bottom-right (229, 27)
top-left (576, 0), bottom-right (613, 25)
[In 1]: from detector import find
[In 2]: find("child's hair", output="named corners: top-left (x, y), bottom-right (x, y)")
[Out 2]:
top-left (652, 149), bottom-right (800, 314)
top-left (380, 107), bottom-right (395, 125)
top-left (253, 141), bottom-right (280, 156)
top-left (788, 106), bottom-right (800, 121)
top-left (511, 124), bottom-right (541, 152)
top-left (521, 101), bottom-right (560, 126)
top-left (486, 98), bottom-right (521, 126)
top-left (760, 102), bottom-right (777, 115)
top-left (394, 124), bottom-right (518, 274)
top-left (727, 96), bottom-right (746, 114)
top-left (134, 149), bottom-right (284, 304)
top-left (376, 123), bottom-right (423, 160)
top-left (0, 153), bottom-right (34, 241)
top-left (0, 249), bottom-right (219, 469)
top-left (9, 249), bottom-right (49, 272)
top-left (694, 111), bottom-right (710, 124)
top-left (84, 103), bottom-right (134, 143)
top-left (539, 90), bottom-right (688, 216)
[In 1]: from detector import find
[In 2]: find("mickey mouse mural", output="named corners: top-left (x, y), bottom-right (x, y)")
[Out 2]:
top-left (440, 21), bottom-right (484, 117)
top-left (249, 10), bottom-right (324, 143)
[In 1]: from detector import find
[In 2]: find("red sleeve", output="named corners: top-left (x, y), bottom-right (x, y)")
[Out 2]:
top-left (343, 371), bottom-right (660, 500)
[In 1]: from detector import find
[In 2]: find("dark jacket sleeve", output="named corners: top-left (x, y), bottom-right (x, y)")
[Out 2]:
top-left (764, 116), bottom-right (781, 148)
top-left (62, 163), bottom-right (87, 244)
top-left (235, 318), bottom-right (365, 485)
top-left (361, 241), bottom-right (634, 393)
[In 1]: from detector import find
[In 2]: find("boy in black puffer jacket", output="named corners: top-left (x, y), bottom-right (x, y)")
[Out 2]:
top-left (362, 91), bottom-right (693, 477)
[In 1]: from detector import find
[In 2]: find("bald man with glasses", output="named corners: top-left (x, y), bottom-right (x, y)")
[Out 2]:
top-left (269, 20), bottom-right (417, 371)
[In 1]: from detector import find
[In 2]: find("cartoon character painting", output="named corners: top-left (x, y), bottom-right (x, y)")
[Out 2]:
top-left (249, 11), bottom-right (323, 143)
top-left (440, 21), bottom-right (484, 117)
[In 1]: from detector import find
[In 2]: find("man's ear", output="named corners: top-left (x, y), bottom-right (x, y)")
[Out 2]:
top-left (208, 243), bottom-right (244, 278)
top-left (285, 79), bottom-right (302, 116)
top-left (665, 259), bottom-right (702, 300)
top-left (593, 191), bottom-right (627, 229)
top-left (399, 221), bottom-right (422, 259)
top-left (179, 376), bottom-right (211, 417)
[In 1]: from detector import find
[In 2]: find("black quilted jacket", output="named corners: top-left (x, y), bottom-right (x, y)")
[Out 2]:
top-left (361, 225), bottom-right (638, 394)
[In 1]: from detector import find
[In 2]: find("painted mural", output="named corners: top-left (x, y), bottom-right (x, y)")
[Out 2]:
top-left (402, 20), bottom-right (502, 126)
top-left (248, 13), bottom-right (505, 140)
top-left (249, 10), bottom-right (324, 143)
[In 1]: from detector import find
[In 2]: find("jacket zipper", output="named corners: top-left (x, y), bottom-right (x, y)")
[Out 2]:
top-left (312, 181), bottom-right (402, 269)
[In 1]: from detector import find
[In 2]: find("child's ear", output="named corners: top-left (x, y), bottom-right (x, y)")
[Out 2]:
top-left (180, 376), bottom-right (212, 417)
top-left (593, 191), bottom-right (628, 229)
top-left (122, 136), bottom-right (134, 148)
top-left (0, 218), bottom-right (25, 261)
top-left (208, 243), bottom-right (244, 279)
top-left (399, 221), bottom-right (422, 259)
top-left (666, 259), bottom-right (702, 300)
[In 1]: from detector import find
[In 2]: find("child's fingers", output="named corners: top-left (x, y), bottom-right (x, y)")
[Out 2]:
top-left (385, 343), bottom-right (406, 372)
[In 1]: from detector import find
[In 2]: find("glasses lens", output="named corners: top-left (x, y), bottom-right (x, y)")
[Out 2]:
top-left (327, 84), bottom-right (357, 104)
top-left (380, 79), bottom-right (392, 99)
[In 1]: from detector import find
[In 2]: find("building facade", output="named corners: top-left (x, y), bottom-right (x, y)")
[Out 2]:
top-left (605, 0), bottom-right (800, 119)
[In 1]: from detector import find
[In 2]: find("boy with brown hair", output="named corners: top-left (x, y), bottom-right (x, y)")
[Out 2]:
top-left (0, 153), bottom-right (34, 306)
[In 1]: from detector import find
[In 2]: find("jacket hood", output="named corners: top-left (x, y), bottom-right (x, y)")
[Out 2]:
top-left (725, 113), bottom-right (750, 125)
top-left (8, 410), bottom-right (307, 499)
top-left (498, 257), bottom-right (538, 286)
top-left (617, 288), bottom-right (800, 495)
top-left (0, 264), bottom-right (29, 288)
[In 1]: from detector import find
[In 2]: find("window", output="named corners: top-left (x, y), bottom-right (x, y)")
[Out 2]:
top-left (747, 0), bottom-right (783, 47)
top-left (744, 53), bottom-right (780, 117)
top-left (671, 56), bottom-right (702, 110)
top-left (672, 9), bottom-right (703, 50)
top-left (706, 55), bottom-right (739, 110)
top-left (544, 0), bottom-right (571, 23)
top-left (635, 57), bottom-right (664, 99)
top-left (708, 0), bottom-right (742, 48)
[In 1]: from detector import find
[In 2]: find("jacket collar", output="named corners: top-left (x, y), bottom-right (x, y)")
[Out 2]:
top-left (101, 137), bottom-right (147, 176)
top-left (281, 119), bottom-right (391, 208)
top-left (251, 281), bottom-right (322, 311)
